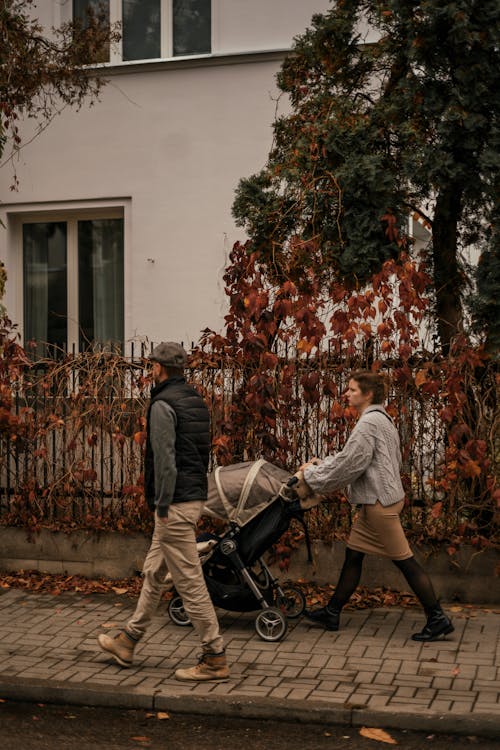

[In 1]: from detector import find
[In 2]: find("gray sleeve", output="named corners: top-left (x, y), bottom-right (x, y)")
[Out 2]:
top-left (150, 400), bottom-right (177, 517)
top-left (303, 421), bottom-right (375, 496)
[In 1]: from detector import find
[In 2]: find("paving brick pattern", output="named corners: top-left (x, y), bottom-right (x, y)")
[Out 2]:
top-left (0, 589), bottom-right (499, 727)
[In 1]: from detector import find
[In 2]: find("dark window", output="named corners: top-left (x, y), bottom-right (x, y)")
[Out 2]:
top-left (173, 0), bottom-right (211, 57)
top-left (78, 219), bottom-right (124, 351)
top-left (73, 0), bottom-right (111, 63)
top-left (23, 223), bottom-right (68, 358)
top-left (122, 0), bottom-right (161, 61)
top-left (22, 217), bottom-right (124, 355)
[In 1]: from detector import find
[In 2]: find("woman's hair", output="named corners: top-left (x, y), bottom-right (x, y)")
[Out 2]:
top-left (349, 370), bottom-right (387, 404)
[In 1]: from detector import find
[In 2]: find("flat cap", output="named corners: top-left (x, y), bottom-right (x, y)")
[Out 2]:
top-left (149, 341), bottom-right (188, 368)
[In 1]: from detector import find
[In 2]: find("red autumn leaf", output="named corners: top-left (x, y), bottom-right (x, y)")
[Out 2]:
top-left (322, 379), bottom-right (337, 397)
top-left (281, 280), bottom-right (297, 296)
top-left (261, 352), bottom-right (278, 369)
top-left (134, 431), bottom-right (146, 446)
top-left (462, 459), bottom-right (481, 478)
top-left (439, 406), bottom-right (455, 423)
top-left (431, 501), bottom-right (443, 519)
top-left (330, 402), bottom-right (344, 419)
top-left (297, 338), bottom-right (315, 354)
top-left (344, 406), bottom-right (358, 419)
top-left (344, 326), bottom-right (357, 342)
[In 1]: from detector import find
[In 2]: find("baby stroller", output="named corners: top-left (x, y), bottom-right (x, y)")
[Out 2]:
top-left (167, 459), bottom-right (318, 642)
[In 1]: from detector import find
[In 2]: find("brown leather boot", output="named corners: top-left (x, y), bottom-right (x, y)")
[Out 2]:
top-left (97, 630), bottom-right (136, 667)
top-left (175, 651), bottom-right (229, 682)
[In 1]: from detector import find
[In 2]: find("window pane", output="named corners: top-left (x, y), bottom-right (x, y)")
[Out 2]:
top-left (173, 0), bottom-right (211, 57)
top-left (73, 0), bottom-right (110, 62)
top-left (78, 219), bottom-right (124, 351)
top-left (23, 223), bottom-right (67, 358)
top-left (122, 0), bottom-right (161, 61)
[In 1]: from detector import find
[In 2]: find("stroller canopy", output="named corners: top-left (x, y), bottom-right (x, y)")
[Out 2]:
top-left (205, 459), bottom-right (290, 527)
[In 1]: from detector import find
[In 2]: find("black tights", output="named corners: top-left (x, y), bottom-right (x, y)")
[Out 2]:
top-left (328, 548), bottom-right (365, 610)
top-left (328, 548), bottom-right (439, 613)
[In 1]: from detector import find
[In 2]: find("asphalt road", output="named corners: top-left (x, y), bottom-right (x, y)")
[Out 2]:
top-left (0, 701), bottom-right (499, 750)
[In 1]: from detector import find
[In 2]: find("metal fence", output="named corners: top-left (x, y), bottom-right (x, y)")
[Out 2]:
top-left (0, 348), bottom-right (447, 529)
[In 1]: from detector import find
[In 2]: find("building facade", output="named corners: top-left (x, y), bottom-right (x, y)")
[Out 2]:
top-left (0, 0), bottom-right (334, 353)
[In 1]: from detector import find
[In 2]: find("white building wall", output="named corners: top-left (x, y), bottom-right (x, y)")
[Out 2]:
top-left (214, 0), bottom-right (330, 54)
top-left (0, 1), bottom-right (332, 347)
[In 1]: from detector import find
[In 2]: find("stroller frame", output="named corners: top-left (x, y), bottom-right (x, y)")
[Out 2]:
top-left (167, 462), bottom-right (309, 641)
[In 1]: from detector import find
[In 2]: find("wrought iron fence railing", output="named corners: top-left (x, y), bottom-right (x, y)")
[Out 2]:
top-left (0, 350), bottom-right (451, 530)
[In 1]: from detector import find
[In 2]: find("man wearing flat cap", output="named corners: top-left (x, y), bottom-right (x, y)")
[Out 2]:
top-left (98, 342), bottom-right (229, 681)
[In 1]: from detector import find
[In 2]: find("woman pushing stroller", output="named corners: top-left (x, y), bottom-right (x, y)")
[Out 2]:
top-left (295, 369), bottom-right (454, 642)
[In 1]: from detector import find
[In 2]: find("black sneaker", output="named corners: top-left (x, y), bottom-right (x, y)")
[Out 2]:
top-left (304, 606), bottom-right (340, 631)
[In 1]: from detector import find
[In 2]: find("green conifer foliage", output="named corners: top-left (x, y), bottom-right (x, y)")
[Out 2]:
top-left (232, 0), bottom-right (499, 353)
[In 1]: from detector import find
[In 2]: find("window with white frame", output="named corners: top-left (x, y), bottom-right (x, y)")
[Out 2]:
top-left (72, 0), bottom-right (211, 63)
top-left (21, 214), bottom-right (124, 356)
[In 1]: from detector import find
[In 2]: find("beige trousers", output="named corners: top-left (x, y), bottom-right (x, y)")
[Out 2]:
top-left (126, 501), bottom-right (224, 654)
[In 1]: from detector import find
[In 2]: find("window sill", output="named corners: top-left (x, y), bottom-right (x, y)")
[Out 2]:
top-left (89, 48), bottom-right (292, 75)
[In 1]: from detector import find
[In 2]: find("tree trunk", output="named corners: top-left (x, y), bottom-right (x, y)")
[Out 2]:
top-left (432, 188), bottom-right (464, 354)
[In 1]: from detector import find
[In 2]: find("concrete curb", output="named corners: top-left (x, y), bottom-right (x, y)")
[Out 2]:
top-left (1, 676), bottom-right (499, 739)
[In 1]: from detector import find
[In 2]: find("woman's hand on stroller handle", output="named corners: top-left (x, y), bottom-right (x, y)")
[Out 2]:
top-left (291, 462), bottom-right (326, 510)
top-left (299, 457), bottom-right (321, 472)
top-left (291, 470), bottom-right (314, 500)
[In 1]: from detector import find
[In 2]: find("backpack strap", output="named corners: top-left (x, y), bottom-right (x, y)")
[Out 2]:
top-left (368, 408), bottom-right (394, 424)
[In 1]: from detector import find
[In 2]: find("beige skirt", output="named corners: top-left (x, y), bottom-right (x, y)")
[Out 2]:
top-left (347, 500), bottom-right (412, 560)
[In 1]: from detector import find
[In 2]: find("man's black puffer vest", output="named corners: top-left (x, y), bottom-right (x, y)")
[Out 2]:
top-left (144, 376), bottom-right (210, 511)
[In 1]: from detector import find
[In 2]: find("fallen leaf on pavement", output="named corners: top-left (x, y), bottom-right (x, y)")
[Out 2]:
top-left (111, 587), bottom-right (128, 595)
top-left (156, 711), bottom-right (170, 720)
top-left (101, 622), bottom-right (118, 628)
top-left (359, 727), bottom-right (397, 744)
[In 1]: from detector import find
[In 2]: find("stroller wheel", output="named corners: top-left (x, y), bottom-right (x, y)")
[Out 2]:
top-left (168, 595), bottom-right (192, 627)
top-left (255, 607), bottom-right (287, 642)
top-left (276, 586), bottom-right (306, 619)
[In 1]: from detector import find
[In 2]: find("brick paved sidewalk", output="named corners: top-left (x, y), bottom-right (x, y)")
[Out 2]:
top-left (0, 589), bottom-right (499, 737)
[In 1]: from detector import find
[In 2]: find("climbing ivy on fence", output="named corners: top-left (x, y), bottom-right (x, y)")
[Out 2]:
top-left (0, 245), bottom-right (497, 554)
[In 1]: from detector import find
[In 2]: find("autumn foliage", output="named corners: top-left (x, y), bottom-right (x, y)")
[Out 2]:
top-left (0, 328), bottom-right (152, 534)
top-left (0, 243), bottom-right (498, 558)
top-left (1, 0), bottom-right (120, 187)
top-left (196, 240), bottom-right (498, 556)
